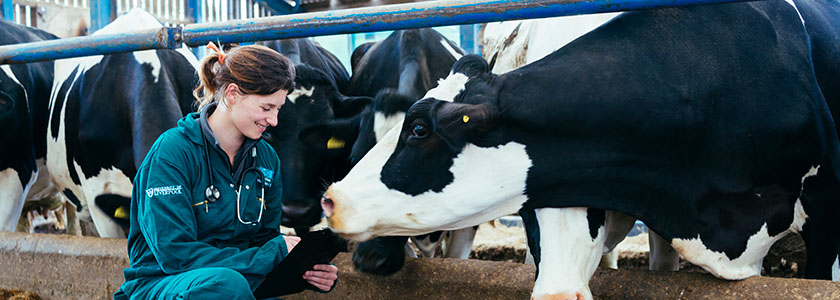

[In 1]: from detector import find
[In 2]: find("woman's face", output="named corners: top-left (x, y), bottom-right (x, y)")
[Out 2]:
top-left (227, 84), bottom-right (287, 140)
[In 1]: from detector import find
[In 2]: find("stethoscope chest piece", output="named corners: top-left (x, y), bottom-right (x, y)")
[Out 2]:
top-left (205, 185), bottom-right (220, 203)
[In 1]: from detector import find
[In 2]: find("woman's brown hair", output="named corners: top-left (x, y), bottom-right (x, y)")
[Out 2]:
top-left (194, 44), bottom-right (295, 110)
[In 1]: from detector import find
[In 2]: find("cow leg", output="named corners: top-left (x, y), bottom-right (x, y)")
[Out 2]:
top-left (521, 207), bottom-right (606, 300)
top-left (648, 230), bottom-right (680, 271)
top-left (799, 164), bottom-right (840, 280)
top-left (0, 167), bottom-right (36, 231)
top-left (411, 232), bottom-right (444, 258)
top-left (442, 226), bottom-right (478, 259)
top-left (599, 211), bottom-right (636, 269)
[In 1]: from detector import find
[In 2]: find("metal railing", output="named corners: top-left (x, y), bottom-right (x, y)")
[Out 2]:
top-left (0, 0), bottom-right (760, 64)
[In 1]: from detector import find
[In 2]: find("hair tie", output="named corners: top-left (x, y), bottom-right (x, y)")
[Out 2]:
top-left (207, 42), bottom-right (226, 65)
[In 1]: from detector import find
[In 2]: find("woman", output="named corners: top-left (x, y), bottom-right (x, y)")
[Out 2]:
top-left (114, 43), bottom-right (339, 300)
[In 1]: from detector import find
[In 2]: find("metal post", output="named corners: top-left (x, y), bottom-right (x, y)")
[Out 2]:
top-left (459, 24), bottom-right (476, 54)
top-left (2, 0), bottom-right (14, 21)
top-left (1, 0), bottom-right (762, 64)
top-left (188, 0), bottom-right (204, 59)
top-left (90, 0), bottom-right (115, 32)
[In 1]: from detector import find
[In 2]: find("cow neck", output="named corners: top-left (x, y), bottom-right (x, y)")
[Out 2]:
top-left (199, 102), bottom-right (260, 182)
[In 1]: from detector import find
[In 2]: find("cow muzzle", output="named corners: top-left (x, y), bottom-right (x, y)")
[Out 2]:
top-left (320, 195), bottom-right (334, 218)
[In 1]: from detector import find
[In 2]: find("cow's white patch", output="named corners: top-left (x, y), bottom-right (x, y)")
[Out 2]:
top-left (1, 65), bottom-right (21, 85)
top-left (328, 124), bottom-right (531, 240)
top-left (439, 39), bottom-right (463, 61)
top-left (373, 111), bottom-right (405, 142)
top-left (833, 255), bottom-right (839, 281)
top-left (286, 86), bottom-right (314, 104)
top-left (783, 0), bottom-right (806, 25)
top-left (791, 199), bottom-right (808, 232)
top-left (133, 50), bottom-right (162, 83)
top-left (483, 13), bottom-right (619, 74)
top-left (423, 72), bottom-right (468, 102)
top-left (0, 168), bottom-right (35, 231)
top-left (94, 8), bottom-right (163, 35)
top-left (672, 223), bottom-right (786, 280)
top-left (532, 208), bottom-right (602, 300)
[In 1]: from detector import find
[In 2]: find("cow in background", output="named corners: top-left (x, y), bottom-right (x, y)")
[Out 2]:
top-left (305, 28), bottom-right (478, 275)
top-left (0, 19), bottom-right (59, 232)
top-left (322, 0), bottom-right (840, 298)
top-left (48, 8), bottom-right (199, 238)
top-left (261, 38), bottom-right (371, 234)
top-left (264, 38), bottom-right (351, 94)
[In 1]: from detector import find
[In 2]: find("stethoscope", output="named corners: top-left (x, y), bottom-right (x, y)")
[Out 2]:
top-left (200, 124), bottom-right (266, 225)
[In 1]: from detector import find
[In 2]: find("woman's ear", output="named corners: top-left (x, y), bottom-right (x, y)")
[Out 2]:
top-left (224, 83), bottom-right (241, 105)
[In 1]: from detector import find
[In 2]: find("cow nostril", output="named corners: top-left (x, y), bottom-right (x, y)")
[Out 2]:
top-left (321, 196), bottom-right (334, 217)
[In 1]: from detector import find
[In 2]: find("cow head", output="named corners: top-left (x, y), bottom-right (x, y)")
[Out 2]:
top-left (266, 64), bottom-right (370, 229)
top-left (322, 55), bottom-right (532, 241)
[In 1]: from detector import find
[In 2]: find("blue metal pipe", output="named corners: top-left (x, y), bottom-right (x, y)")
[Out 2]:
top-left (0, 27), bottom-right (178, 63)
top-left (1, 0), bottom-right (759, 64)
top-left (90, 0), bottom-right (115, 32)
top-left (180, 0), bottom-right (757, 46)
top-left (2, 0), bottom-right (14, 21)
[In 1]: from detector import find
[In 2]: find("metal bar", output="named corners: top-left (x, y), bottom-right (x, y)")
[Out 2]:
top-left (2, 0), bottom-right (759, 64)
top-left (90, 0), bottom-right (115, 32)
top-left (1, 0), bottom-right (13, 21)
top-left (181, 0), bottom-right (760, 46)
top-left (459, 24), bottom-right (476, 54)
top-left (0, 27), bottom-right (178, 63)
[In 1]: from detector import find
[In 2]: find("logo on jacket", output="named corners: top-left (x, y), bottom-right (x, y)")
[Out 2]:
top-left (146, 185), bottom-right (184, 198)
top-left (258, 167), bottom-right (273, 187)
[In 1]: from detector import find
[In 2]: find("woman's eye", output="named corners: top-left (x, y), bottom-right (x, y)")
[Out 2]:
top-left (411, 124), bottom-right (428, 138)
top-left (262, 106), bottom-right (271, 112)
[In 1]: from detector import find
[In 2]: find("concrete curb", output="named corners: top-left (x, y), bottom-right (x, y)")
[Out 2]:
top-left (2, 232), bottom-right (839, 299)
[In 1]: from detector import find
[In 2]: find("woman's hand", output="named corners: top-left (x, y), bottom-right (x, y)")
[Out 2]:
top-left (303, 264), bottom-right (339, 291)
top-left (283, 235), bottom-right (301, 252)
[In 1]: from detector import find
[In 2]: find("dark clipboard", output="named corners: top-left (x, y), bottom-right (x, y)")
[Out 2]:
top-left (253, 229), bottom-right (348, 299)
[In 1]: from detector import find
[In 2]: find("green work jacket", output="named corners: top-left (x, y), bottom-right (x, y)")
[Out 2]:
top-left (119, 111), bottom-right (287, 294)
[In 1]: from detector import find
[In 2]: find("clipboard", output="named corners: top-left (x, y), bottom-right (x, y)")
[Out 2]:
top-left (253, 229), bottom-right (348, 299)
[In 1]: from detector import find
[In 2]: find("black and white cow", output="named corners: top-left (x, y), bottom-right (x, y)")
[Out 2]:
top-left (0, 20), bottom-right (58, 232)
top-left (482, 12), bottom-right (683, 271)
top-left (315, 29), bottom-right (479, 274)
top-left (322, 1), bottom-right (840, 299)
top-left (259, 39), bottom-right (370, 231)
top-left (47, 8), bottom-right (199, 237)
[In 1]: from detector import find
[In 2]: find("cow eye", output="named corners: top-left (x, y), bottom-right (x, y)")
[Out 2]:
top-left (411, 124), bottom-right (428, 138)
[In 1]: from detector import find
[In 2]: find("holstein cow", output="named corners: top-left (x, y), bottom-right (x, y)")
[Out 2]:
top-left (0, 20), bottom-right (58, 232)
top-left (260, 39), bottom-right (371, 232)
top-left (322, 1), bottom-right (840, 299)
top-left (482, 13), bottom-right (682, 270)
top-left (323, 29), bottom-right (476, 274)
top-left (48, 8), bottom-right (199, 237)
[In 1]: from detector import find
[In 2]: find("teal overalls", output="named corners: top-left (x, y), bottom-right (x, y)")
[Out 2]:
top-left (115, 104), bottom-right (287, 300)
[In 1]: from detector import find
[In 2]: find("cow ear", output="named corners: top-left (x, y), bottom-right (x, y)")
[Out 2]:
top-left (451, 54), bottom-right (490, 79)
top-left (333, 95), bottom-right (371, 118)
top-left (432, 101), bottom-right (499, 151)
top-left (299, 115), bottom-right (360, 154)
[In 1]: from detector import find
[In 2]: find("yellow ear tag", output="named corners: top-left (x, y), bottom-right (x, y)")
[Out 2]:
top-left (462, 115), bottom-right (470, 123)
top-left (114, 206), bottom-right (129, 219)
top-left (327, 136), bottom-right (345, 149)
